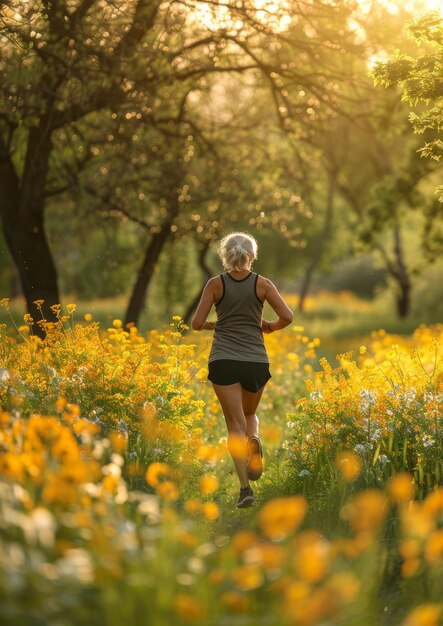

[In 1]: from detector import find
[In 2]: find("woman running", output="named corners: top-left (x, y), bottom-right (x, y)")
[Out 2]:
top-left (192, 232), bottom-right (293, 508)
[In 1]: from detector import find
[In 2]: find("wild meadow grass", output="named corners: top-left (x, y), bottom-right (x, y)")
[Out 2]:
top-left (0, 295), bottom-right (442, 626)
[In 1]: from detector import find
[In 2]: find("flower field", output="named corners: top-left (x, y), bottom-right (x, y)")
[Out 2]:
top-left (0, 301), bottom-right (442, 626)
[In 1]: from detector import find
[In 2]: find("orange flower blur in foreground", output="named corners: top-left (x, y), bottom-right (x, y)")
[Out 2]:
top-left (403, 604), bottom-right (442, 626)
top-left (294, 531), bottom-right (331, 583)
top-left (146, 462), bottom-right (174, 488)
top-left (335, 451), bottom-right (362, 482)
top-left (388, 472), bottom-right (416, 504)
top-left (258, 496), bottom-right (308, 541)
top-left (341, 490), bottom-right (387, 533)
top-left (199, 474), bottom-right (219, 496)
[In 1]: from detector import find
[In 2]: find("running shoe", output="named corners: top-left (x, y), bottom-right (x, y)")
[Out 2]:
top-left (247, 436), bottom-right (263, 481)
top-left (236, 486), bottom-right (254, 508)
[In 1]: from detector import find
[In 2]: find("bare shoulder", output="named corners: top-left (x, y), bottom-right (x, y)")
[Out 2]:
top-left (257, 275), bottom-right (293, 321)
top-left (206, 275), bottom-right (223, 301)
top-left (256, 275), bottom-right (275, 301)
top-left (257, 275), bottom-right (275, 288)
top-left (205, 276), bottom-right (219, 288)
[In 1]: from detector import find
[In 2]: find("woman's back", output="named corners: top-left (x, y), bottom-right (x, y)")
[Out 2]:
top-left (209, 272), bottom-right (268, 364)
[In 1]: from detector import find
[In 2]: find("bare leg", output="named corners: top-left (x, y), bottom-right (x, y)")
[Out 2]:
top-left (242, 386), bottom-right (265, 439)
top-left (242, 386), bottom-right (266, 479)
top-left (212, 383), bottom-right (249, 488)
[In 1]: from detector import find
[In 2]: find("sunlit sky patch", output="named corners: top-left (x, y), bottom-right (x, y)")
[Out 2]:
top-left (190, 0), bottom-right (442, 33)
top-left (190, 0), bottom-right (293, 33)
top-left (358, 0), bottom-right (443, 15)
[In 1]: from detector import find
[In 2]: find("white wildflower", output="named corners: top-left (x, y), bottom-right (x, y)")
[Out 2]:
top-left (359, 389), bottom-right (377, 414)
top-left (136, 494), bottom-right (161, 523)
top-left (354, 444), bottom-right (367, 455)
top-left (298, 469), bottom-right (311, 477)
top-left (0, 368), bottom-right (10, 383)
top-left (195, 543), bottom-right (217, 558)
top-left (188, 557), bottom-right (205, 575)
top-left (102, 462), bottom-right (121, 477)
top-left (111, 453), bottom-right (124, 467)
top-left (422, 434), bottom-right (435, 448)
top-left (117, 419), bottom-right (128, 435)
top-left (58, 549), bottom-right (94, 584)
top-left (378, 455), bottom-right (390, 465)
top-left (400, 387), bottom-right (417, 405)
top-left (30, 508), bottom-right (56, 548)
top-left (82, 483), bottom-right (101, 498)
top-left (310, 391), bottom-right (323, 402)
top-left (370, 428), bottom-right (382, 441)
top-left (177, 573), bottom-right (195, 586)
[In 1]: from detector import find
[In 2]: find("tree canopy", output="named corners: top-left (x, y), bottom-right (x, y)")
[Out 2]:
top-left (373, 11), bottom-right (443, 196)
top-left (1, 1), bottom-right (442, 327)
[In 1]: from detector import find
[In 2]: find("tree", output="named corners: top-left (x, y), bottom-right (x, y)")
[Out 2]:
top-left (284, 5), bottom-right (443, 318)
top-left (372, 11), bottom-right (443, 196)
top-left (0, 0), bottom-right (368, 332)
top-left (0, 0), bottom-right (165, 331)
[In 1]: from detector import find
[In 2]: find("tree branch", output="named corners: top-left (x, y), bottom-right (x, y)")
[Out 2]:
top-left (69, 0), bottom-right (97, 28)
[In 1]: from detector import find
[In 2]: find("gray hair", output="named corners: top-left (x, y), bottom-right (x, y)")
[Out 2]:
top-left (218, 232), bottom-right (258, 271)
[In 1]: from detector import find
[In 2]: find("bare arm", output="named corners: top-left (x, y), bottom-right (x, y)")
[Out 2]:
top-left (261, 280), bottom-right (293, 334)
top-left (191, 278), bottom-right (217, 331)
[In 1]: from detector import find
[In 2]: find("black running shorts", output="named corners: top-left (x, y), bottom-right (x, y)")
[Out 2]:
top-left (208, 359), bottom-right (271, 393)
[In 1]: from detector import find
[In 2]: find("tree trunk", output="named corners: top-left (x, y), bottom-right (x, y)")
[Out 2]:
top-left (396, 281), bottom-right (410, 318)
top-left (298, 175), bottom-right (335, 312)
top-left (10, 272), bottom-right (22, 299)
top-left (393, 223), bottom-right (411, 318)
top-left (183, 239), bottom-right (212, 325)
top-left (124, 221), bottom-right (174, 328)
top-left (1, 122), bottom-right (60, 336)
top-left (3, 220), bottom-right (60, 326)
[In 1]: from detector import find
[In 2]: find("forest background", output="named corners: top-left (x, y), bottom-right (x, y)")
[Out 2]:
top-left (1, 4), bottom-right (443, 625)
top-left (0, 0), bottom-right (442, 346)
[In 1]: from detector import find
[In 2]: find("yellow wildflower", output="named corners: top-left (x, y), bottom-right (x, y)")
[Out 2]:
top-left (232, 564), bottom-right (264, 591)
top-left (258, 496), bottom-right (308, 541)
top-left (294, 531), bottom-right (331, 583)
top-left (173, 594), bottom-right (205, 622)
top-left (388, 473), bottom-right (416, 504)
top-left (336, 451), bottom-right (362, 482)
top-left (146, 462), bottom-right (174, 488)
top-left (341, 490), bottom-right (387, 533)
top-left (425, 530), bottom-right (443, 563)
top-left (156, 480), bottom-right (179, 501)
top-left (403, 604), bottom-right (442, 626)
top-left (184, 499), bottom-right (202, 514)
top-left (199, 474), bottom-right (219, 496)
top-left (201, 501), bottom-right (219, 521)
top-left (221, 591), bottom-right (248, 613)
